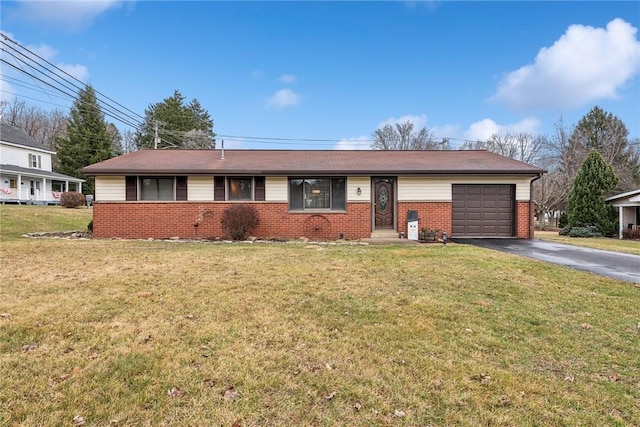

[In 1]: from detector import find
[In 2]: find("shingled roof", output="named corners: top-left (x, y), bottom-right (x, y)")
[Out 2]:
top-left (0, 123), bottom-right (53, 152)
top-left (82, 149), bottom-right (545, 176)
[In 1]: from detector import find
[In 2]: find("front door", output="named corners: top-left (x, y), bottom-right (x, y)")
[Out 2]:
top-left (374, 178), bottom-right (395, 230)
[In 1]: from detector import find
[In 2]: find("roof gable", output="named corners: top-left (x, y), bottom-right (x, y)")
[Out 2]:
top-left (82, 149), bottom-right (546, 176)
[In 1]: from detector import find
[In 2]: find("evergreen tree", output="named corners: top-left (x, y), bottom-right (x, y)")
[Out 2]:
top-left (566, 150), bottom-right (618, 235)
top-left (134, 90), bottom-right (215, 149)
top-left (55, 85), bottom-right (112, 196)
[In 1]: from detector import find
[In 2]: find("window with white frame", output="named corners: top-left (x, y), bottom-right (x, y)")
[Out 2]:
top-left (28, 154), bottom-right (42, 169)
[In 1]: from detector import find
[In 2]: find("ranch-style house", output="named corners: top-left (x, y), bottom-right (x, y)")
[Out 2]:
top-left (81, 149), bottom-right (545, 240)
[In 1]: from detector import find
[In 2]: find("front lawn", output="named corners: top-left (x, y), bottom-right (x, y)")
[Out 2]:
top-left (535, 230), bottom-right (640, 255)
top-left (1, 206), bottom-right (639, 425)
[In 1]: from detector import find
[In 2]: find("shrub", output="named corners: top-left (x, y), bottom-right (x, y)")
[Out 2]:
top-left (568, 225), bottom-right (602, 238)
top-left (622, 228), bottom-right (640, 240)
top-left (87, 220), bottom-right (93, 232)
top-left (558, 212), bottom-right (568, 229)
top-left (221, 204), bottom-right (259, 240)
top-left (60, 192), bottom-right (86, 208)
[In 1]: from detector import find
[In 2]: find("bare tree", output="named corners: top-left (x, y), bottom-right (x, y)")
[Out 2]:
top-left (372, 120), bottom-right (441, 150)
top-left (0, 99), bottom-right (67, 149)
top-left (121, 129), bottom-right (137, 154)
top-left (460, 131), bottom-right (548, 164)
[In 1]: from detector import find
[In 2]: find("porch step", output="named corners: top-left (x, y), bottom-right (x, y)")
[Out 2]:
top-left (363, 230), bottom-right (419, 245)
top-left (370, 230), bottom-right (400, 238)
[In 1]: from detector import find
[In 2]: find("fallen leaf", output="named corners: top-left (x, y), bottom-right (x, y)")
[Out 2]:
top-left (203, 378), bottom-right (216, 387)
top-left (353, 402), bottom-right (362, 411)
top-left (223, 386), bottom-right (238, 401)
top-left (143, 335), bottom-right (152, 343)
top-left (581, 323), bottom-right (592, 330)
top-left (72, 415), bottom-right (86, 426)
top-left (393, 409), bottom-right (406, 418)
top-left (325, 391), bottom-right (337, 401)
top-left (167, 388), bottom-right (186, 398)
top-left (564, 374), bottom-right (575, 383)
top-left (88, 352), bottom-right (99, 360)
top-left (370, 409), bottom-right (379, 415)
top-left (59, 373), bottom-right (71, 381)
top-left (21, 344), bottom-right (38, 352)
top-left (496, 395), bottom-right (512, 407)
top-left (231, 420), bottom-right (242, 427)
top-left (0, 313), bottom-right (11, 318)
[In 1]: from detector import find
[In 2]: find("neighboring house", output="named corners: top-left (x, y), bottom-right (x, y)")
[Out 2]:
top-left (0, 123), bottom-right (84, 204)
top-left (81, 149), bottom-right (545, 240)
top-left (605, 189), bottom-right (640, 239)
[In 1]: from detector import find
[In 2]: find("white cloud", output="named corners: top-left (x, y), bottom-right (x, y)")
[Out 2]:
top-left (59, 63), bottom-right (89, 82)
top-left (464, 117), bottom-right (541, 142)
top-left (267, 88), bottom-right (300, 109)
top-left (377, 114), bottom-right (428, 129)
top-left (10, 0), bottom-right (125, 30)
top-left (279, 74), bottom-right (297, 83)
top-left (491, 18), bottom-right (640, 110)
top-left (334, 135), bottom-right (370, 150)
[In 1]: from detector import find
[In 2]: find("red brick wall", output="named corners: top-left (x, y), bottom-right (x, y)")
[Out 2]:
top-left (92, 199), bottom-right (535, 240)
top-left (92, 202), bottom-right (371, 240)
top-left (516, 200), bottom-right (532, 239)
top-left (397, 202), bottom-right (452, 238)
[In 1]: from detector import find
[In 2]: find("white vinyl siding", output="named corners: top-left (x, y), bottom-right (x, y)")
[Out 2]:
top-left (95, 176), bottom-right (125, 201)
top-left (265, 176), bottom-right (287, 202)
top-left (347, 177), bottom-right (370, 201)
top-left (188, 177), bottom-right (214, 201)
top-left (398, 175), bottom-right (532, 201)
top-left (0, 143), bottom-right (53, 170)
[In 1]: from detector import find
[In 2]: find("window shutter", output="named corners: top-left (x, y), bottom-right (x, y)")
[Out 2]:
top-left (254, 176), bottom-right (265, 201)
top-left (214, 176), bottom-right (225, 201)
top-left (176, 176), bottom-right (187, 201)
top-left (28, 153), bottom-right (32, 166)
top-left (125, 176), bottom-right (137, 201)
top-left (38, 155), bottom-right (42, 169)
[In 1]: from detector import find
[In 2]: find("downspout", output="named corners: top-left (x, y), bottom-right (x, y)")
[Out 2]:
top-left (529, 173), bottom-right (543, 239)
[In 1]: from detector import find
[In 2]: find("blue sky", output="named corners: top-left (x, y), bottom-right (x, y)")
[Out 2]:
top-left (1, 1), bottom-right (639, 150)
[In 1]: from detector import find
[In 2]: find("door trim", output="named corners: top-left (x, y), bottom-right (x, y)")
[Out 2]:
top-left (372, 177), bottom-right (396, 231)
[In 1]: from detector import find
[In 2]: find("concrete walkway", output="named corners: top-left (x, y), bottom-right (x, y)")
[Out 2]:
top-left (453, 238), bottom-right (640, 284)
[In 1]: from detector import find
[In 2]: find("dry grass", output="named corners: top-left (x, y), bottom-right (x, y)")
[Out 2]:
top-left (1, 206), bottom-right (639, 426)
top-left (535, 230), bottom-right (640, 255)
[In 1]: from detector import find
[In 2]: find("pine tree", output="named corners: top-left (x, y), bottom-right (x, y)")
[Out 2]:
top-left (566, 150), bottom-right (619, 235)
top-left (54, 85), bottom-right (112, 196)
top-left (134, 90), bottom-right (215, 149)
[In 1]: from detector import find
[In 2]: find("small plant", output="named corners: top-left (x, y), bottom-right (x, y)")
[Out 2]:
top-left (59, 191), bottom-right (86, 208)
top-left (560, 225), bottom-right (603, 238)
top-left (87, 220), bottom-right (93, 232)
top-left (558, 212), bottom-right (568, 229)
top-left (622, 228), bottom-right (640, 240)
top-left (420, 227), bottom-right (439, 241)
top-left (221, 204), bottom-right (259, 240)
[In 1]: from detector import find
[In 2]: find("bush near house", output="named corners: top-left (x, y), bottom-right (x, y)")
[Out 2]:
top-left (221, 204), bottom-right (259, 240)
top-left (59, 191), bottom-right (86, 208)
top-left (559, 225), bottom-right (603, 238)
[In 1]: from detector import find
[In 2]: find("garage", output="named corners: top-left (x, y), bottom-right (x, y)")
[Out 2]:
top-left (452, 184), bottom-right (515, 237)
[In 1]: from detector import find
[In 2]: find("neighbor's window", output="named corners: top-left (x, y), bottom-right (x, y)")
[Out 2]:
top-left (140, 177), bottom-right (174, 200)
top-left (289, 178), bottom-right (345, 211)
top-left (28, 153), bottom-right (42, 169)
top-left (228, 177), bottom-right (253, 201)
top-left (9, 179), bottom-right (17, 189)
top-left (52, 181), bottom-right (64, 192)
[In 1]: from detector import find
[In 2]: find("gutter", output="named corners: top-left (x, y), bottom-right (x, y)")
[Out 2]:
top-left (529, 173), bottom-right (544, 239)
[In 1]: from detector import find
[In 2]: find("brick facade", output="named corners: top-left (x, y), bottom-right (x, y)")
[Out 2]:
top-left (92, 202), bottom-right (372, 240)
top-left (93, 199), bottom-right (533, 240)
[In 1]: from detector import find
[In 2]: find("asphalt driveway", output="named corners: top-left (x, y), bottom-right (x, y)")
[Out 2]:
top-left (453, 238), bottom-right (640, 284)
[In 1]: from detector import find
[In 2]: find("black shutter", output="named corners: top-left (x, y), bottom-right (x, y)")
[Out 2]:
top-left (176, 176), bottom-right (187, 201)
top-left (214, 176), bottom-right (225, 201)
top-left (254, 176), bottom-right (265, 201)
top-left (125, 176), bottom-right (137, 201)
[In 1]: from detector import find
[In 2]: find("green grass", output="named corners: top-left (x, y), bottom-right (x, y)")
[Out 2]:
top-left (0, 204), bottom-right (92, 240)
top-left (1, 206), bottom-right (639, 426)
top-left (536, 230), bottom-right (640, 255)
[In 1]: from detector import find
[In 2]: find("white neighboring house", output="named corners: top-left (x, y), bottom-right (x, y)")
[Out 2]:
top-left (605, 189), bottom-right (640, 239)
top-left (0, 123), bottom-right (84, 204)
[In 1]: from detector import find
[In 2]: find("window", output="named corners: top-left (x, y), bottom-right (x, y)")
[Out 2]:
top-left (140, 177), bottom-right (174, 200)
top-left (213, 176), bottom-right (265, 201)
top-left (289, 178), bottom-right (346, 211)
top-left (228, 177), bottom-right (253, 200)
top-left (9, 179), bottom-right (17, 189)
top-left (28, 154), bottom-right (42, 169)
top-left (52, 181), bottom-right (64, 192)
